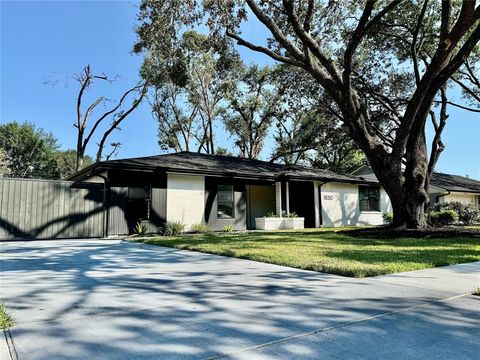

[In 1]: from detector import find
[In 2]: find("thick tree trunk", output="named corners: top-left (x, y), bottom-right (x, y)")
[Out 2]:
top-left (366, 135), bottom-right (429, 229)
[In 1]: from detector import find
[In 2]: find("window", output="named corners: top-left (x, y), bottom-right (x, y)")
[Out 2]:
top-left (359, 186), bottom-right (380, 212)
top-left (217, 185), bottom-right (234, 219)
top-left (128, 186), bottom-right (150, 220)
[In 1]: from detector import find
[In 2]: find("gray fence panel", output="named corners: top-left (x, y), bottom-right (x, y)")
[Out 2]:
top-left (0, 178), bottom-right (105, 239)
top-left (108, 187), bottom-right (129, 236)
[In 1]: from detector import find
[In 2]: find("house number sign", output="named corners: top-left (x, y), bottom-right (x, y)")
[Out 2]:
top-left (323, 195), bottom-right (334, 200)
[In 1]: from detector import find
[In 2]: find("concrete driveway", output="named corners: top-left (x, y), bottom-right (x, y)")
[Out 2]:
top-left (0, 239), bottom-right (479, 360)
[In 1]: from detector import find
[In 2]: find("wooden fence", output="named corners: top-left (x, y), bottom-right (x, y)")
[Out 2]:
top-left (0, 178), bottom-right (105, 239)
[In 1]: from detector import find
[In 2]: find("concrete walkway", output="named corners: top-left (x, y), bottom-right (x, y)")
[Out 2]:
top-left (0, 239), bottom-right (478, 360)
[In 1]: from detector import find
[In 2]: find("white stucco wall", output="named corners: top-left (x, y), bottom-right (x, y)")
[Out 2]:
top-left (166, 174), bottom-right (205, 229)
top-left (440, 192), bottom-right (478, 206)
top-left (320, 182), bottom-right (391, 227)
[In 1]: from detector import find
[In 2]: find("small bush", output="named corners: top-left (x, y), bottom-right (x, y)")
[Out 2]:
top-left (382, 212), bottom-right (393, 225)
top-left (430, 201), bottom-right (479, 225)
top-left (287, 211), bottom-right (299, 218)
top-left (265, 212), bottom-right (279, 218)
top-left (0, 302), bottom-right (14, 330)
top-left (429, 210), bottom-right (459, 227)
top-left (133, 222), bottom-right (149, 236)
top-left (190, 223), bottom-right (209, 233)
top-left (223, 225), bottom-right (233, 232)
top-left (164, 221), bottom-right (186, 236)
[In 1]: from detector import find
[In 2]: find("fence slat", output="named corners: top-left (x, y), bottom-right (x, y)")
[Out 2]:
top-left (0, 178), bottom-right (105, 239)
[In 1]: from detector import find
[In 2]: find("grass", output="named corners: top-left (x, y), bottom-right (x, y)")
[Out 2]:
top-left (0, 302), bottom-right (14, 330)
top-left (138, 227), bottom-right (480, 278)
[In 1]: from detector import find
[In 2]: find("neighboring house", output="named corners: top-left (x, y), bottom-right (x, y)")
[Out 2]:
top-left (69, 152), bottom-right (392, 232)
top-left (352, 165), bottom-right (480, 208)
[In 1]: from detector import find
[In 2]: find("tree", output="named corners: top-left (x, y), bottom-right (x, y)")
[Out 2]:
top-left (137, 30), bottom-right (241, 154)
top-left (0, 121), bottom-right (60, 179)
top-left (271, 65), bottom-right (365, 173)
top-left (0, 148), bottom-right (11, 177)
top-left (151, 83), bottom-right (198, 152)
top-left (272, 110), bottom-right (365, 174)
top-left (74, 65), bottom-right (148, 170)
top-left (222, 65), bottom-right (279, 159)
top-left (135, 1), bottom-right (480, 228)
top-left (55, 149), bottom-right (93, 180)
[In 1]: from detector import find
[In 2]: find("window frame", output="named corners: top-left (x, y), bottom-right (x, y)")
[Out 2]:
top-left (217, 184), bottom-right (235, 219)
top-left (358, 186), bottom-right (381, 212)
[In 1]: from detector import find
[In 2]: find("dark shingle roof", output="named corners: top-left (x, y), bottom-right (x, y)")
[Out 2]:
top-left (431, 172), bottom-right (480, 193)
top-left (70, 151), bottom-right (372, 184)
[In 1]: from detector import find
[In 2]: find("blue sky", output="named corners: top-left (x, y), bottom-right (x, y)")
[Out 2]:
top-left (1, 0), bottom-right (479, 179)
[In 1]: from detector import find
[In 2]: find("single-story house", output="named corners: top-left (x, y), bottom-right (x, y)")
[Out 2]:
top-left (351, 165), bottom-right (480, 207)
top-left (68, 152), bottom-right (392, 232)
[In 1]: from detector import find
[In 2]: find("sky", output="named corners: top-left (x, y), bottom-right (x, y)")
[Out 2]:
top-left (1, 0), bottom-right (479, 179)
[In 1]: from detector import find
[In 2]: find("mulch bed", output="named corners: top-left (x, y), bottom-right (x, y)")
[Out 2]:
top-left (340, 226), bottom-right (480, 239)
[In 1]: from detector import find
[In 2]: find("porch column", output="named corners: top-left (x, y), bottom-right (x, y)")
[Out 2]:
top-left (275, 181), bottom-right (282, 216)
top-left (314, 181), bottom-right (321, 227)
top-left (285, 181), bottom-right (290, 215)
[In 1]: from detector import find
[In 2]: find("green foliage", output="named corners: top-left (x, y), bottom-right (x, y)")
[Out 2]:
top-left (0, 121), bottom-right (60, 179)
top-left (190, 223), bottom-right (209, 233)
top-left (55, 149), bottom-right (93, 179)
top-left (472, 288), bottom-right (480, 296)
top-left (0, 148), bottom-right (10, 177)
top-left (222, 65), bottom-right (279, 159)
top-left (223, 225), bottom-right (233, 232)
top-left (138, 26), bottom-right (242, 154)
top-left (287, 211), bottom-right (299, 218)
top-left (134, 222), bottom-right (149, 236)
top-left (271, 66), bottom-right (365, 173)
top-left (164, 221), bottom-right (186, 236)
top-left (0, 302), bottom-right (14, 330)
top-left (429, 210), bottom-right (459, 227)
top-left (265, 212), bottom-right (279, 218)
top-left (383, 212), bottom-right (393, 225)
top-left (430, 202), bottom-right (480, 226)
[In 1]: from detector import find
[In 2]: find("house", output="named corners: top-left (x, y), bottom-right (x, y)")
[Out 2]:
top-left (352, 165), bottom-right (480, 207)
top-left (69, 152), bottom-right (392, 232)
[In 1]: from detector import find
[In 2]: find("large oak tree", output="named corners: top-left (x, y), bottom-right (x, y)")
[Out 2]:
top-left (136, 0), bottom-right (480, 228)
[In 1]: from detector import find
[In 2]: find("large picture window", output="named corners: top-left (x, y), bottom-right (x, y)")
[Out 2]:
top-left (359, 186), bottom-right (380, 212)
top-left (217, 185), bottom-right (234, 219)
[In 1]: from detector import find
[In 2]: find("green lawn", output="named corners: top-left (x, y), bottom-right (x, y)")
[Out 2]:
top-left (139, 228), bottom-right (480, 278)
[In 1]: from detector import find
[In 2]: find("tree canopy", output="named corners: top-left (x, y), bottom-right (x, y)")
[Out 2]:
top-left (135, 0), bottom-right (480, 228)
top-left (0, 121), bottom-right (60, 179)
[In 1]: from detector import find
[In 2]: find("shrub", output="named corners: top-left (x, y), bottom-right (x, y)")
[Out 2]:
top-left (430, 201), bottom-right (479, 225)
top-left (190, 223), bottom-right (209, 233)
top-left (287, 211), bottom-right (299, 218)
top-left (164, 221), bottom-right (186, 236)
top-left (382, 212), bottom-right (393, 225)
top-left (429, 210), bottom-right (459, 227)
top-left (133, 221), bottom-right (149, 236)
top-left (223, 225), bottom-right (233, 232)
top-left (0, 302), bottom-right (14, 330)
top-left (265, 212), bottom-right (279, 218)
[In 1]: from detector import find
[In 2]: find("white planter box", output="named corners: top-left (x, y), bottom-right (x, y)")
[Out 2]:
top-left (283, 218), bottom-right (305, 230)
top-left (255, 217), bottom-right (305, 230)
